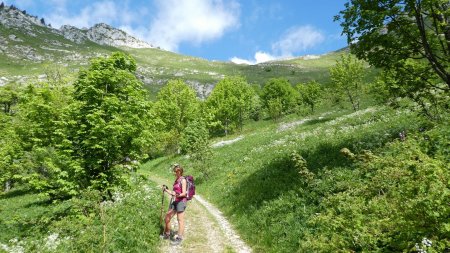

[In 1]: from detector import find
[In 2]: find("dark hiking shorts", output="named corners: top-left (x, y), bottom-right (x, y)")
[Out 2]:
top-left (169, 200), bottom-right (187, 213)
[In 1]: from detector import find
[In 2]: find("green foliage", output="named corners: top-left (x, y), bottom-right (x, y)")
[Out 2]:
top-left (0, 83), bottom-right (19, 114)
top-left (207, 76), bottom-right (257, 135)
top-left (336, 0), bottom-right (450, 109)
top-left (19, 147), bottom-right (82, 199)
top-left (329, 54), bottom-right (365, 111)
top-left (296, 80), bottom-right (322, 113)
top-left (0, 178), bottom-right (161, 252)
top-left (154, 79), bottom-right (201, 154)
top-left (143, 105), bottom-right (449, 253)
top-left (18, 83), bottom-right (71, 148)
top-left (60, 52), bottom-right (152, 195)
top-left (291, 151), bottom-right (314, 185)
top-left (261, 78), bottom-right (298, 119)
top-left (300, 137), bottom-right (450, 252)
top-left (0, 81), bottom-right (74, 195)
top-left (181, 120), bottom-right (212, 180)
top-left (0, 113), bottom-right (22, 191)
top-left (372, 63), bottom-right (449, 121)
top-left (266, 97), bottom-right (283, 121)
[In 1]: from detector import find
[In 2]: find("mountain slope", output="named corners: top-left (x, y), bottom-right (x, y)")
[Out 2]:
top-left (0, 4), bottom-right (348, 97)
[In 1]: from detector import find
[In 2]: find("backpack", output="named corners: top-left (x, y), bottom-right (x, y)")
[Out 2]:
top-left (179, 176), bottom-right (195, 200)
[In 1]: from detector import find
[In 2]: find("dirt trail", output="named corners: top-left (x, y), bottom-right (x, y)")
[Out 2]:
top-left (149, 175), bottom-right (251, 253)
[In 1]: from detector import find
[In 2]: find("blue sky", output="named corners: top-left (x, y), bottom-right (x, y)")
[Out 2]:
top-left (4, 0), bottom-right (348, 63)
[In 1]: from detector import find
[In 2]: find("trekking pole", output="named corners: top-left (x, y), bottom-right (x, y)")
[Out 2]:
top-left (159, 185), bottom-right (166, 234)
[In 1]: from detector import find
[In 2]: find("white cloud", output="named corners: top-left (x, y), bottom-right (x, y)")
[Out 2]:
top-left (230, 51), bottom-right (276, 65)
top-left (230, 57), bottom-right (253, 65)
top-left (48, 1), bottom-right (118, 28)
top-left (147, 0), bottom-right (240, 51)
top-left (254, 51), bottom-right (276, 63)
top-left (272, 25), bottom-right (325, 57)
top-left (44, 1), bottom-right (140, 29)
top-left (231, 25), bottom-right (325, 65)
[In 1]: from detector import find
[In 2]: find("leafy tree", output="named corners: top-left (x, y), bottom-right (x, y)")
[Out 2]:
top-left (13, 82), bottom-right (77, 197)
top-left (61, 52), bottom-right (152, 194)
top-left (207, 76), bottom-right (256, 135)
top-left (329, 54), bottom-right (365, 111)
top-left (181, 120), bottom-right (212, 181)
top-left (0, 2), bottom-right (5, 9)
top-left (261, 78), bottom-right (298, 119)
top-left (0, 113), bottom-right (22, 191)
top-left (15, 83), bottom-right (71, 150)
top-left (0, 80), bottom-right (75, 195)
top-left (153, 79), bottom-right (200, 153)
top-left (335, 0), bottom-right (450, 97)
top-left (296, 80), bottom-right (322, 113)
top-left (249, 84), bottom-right (263, 121)
top-left (267, 97), bottom-right (283, 121)
top-left (374, 61), bottom-right (448, 120)
top-left (0, 84), bottom-right (19, 114)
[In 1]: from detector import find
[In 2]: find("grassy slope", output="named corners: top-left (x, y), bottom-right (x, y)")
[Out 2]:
top-left (126, 47), bottom-right (354, 86)
top-left (140, 104), bottom-right (434, 252)
top-left (0, 24), bottom-right (119, 77)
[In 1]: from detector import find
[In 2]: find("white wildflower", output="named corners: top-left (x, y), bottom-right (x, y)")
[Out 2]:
top-left (45, 233), bottom-right (60, 250)
top-left (422, 238), bottom-right (432, 247)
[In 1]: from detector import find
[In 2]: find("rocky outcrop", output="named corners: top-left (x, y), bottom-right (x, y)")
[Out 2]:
top-left (60, 23), bottom-right (153, 49)
top-left (59, 25), bottom-right (88, 44)
top-left (1, 5), bottom-right (154, 49)
top-left (86, 23), bottom-right (153, 48)
top-left (0, 6), bottom-right (49, 30)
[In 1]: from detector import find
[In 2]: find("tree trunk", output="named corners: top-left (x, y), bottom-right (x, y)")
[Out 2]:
top-left (345, 88), bottom-right (358, 111)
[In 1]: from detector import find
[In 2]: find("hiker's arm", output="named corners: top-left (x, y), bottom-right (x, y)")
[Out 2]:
top-left (163, 186), bottom-right (176, 196)
top-left (177, 179), bottom-right (187, 197)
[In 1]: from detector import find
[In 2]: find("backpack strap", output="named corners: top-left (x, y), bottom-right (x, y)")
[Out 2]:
top-left (178, 176), bottom-right (188, 197)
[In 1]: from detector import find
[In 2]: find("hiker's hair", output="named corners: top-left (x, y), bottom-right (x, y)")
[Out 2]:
top-left (173, 164), bottom-right (183, 175)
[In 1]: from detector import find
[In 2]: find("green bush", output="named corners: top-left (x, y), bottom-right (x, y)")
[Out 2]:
top-left (0, 178), bottom-right (161, 252)
top-left (300, 136), bottom-right (450, 252)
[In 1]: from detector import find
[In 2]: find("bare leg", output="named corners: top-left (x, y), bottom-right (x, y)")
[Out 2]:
top-left (176, 211), bottom-right (185, 238)
top-left (164, 209), bottom-right (176, 235)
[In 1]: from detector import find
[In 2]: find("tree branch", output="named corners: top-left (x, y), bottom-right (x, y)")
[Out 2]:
top-left (413, 1), bottom-right (450, 87)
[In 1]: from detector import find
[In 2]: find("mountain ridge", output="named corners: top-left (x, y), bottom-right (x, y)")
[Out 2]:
top-left (0, 4), bottom-right (153, 49)
top-left (0, 3), bottom-right (352, 99)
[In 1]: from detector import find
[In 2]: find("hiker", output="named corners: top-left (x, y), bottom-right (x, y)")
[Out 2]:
top-left (162, 164), bottom-right (188, 245)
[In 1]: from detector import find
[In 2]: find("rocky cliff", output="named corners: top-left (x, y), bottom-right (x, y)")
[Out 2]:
top-left (0, 5), bottom-right (153, 49)
top-left (60, 23), bottom-right (153, 49)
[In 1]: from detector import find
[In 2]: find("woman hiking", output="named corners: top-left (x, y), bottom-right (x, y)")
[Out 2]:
top-left (162, 163), bottom-right (188, 246)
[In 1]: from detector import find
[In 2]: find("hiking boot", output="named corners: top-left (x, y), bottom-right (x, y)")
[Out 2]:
top-left (170, 237), bottom-right (182, 246)
top-left (160, 233), bottom-right (170, 240)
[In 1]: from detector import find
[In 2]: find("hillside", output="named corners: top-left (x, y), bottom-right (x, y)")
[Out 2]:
top-left (0, 4), bottom-right (350, 98)
top-left (1, 2), bottom-right (448, 253)
top-left (142, 105), bottom-right (449, 252)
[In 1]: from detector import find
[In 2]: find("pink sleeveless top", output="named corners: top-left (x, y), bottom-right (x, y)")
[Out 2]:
top-left (173, 177), bottom-right (187, 202)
